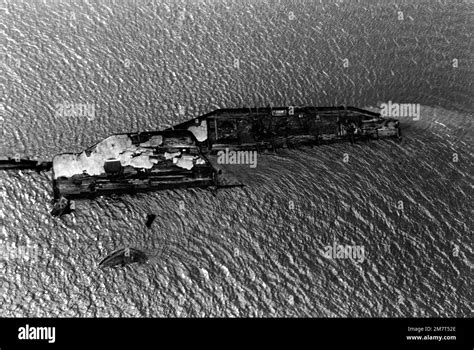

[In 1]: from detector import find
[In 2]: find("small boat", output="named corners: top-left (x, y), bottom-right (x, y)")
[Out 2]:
top-left (98, 247), bottom-right (148, 268)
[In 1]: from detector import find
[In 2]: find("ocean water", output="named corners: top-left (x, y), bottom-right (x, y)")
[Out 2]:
top-left (0, 0), bottom-right (472, 317)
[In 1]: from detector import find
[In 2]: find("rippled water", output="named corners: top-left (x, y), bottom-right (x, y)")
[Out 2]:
top-left (1, 0), bottom-right (472, 317)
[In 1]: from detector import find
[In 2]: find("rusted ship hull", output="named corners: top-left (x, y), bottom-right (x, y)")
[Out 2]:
top-left (170, 106), bottom-right (401, 152)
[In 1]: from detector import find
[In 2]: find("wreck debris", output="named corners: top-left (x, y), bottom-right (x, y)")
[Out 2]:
top-left (145, 214), bottom-right (156, 228)
top-left (0, 157), bottom-right (52, 172)
top-left (50, 196), bottom-right (74, 217)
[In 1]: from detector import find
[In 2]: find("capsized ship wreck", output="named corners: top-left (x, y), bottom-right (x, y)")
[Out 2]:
top-left (52, 106), bottom-right (400, 208)
top-left (2, 106), bottom-right (400, 215)
top-left (170, 106), bottom-right (401, 152)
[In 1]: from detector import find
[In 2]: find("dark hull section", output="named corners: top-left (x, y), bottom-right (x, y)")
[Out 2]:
top-left (53, 173), bottom-right (216, 200)
top-left (171, 106), bottom-right (401, 152)
top-left (52, 129), bottom-right (217, 201)
top-left (0, 158), bottom-right (52, 171)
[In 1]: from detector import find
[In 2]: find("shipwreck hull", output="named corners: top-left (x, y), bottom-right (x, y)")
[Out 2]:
top-left (0, 105), bottom-right (402, 213)
top-left (171, 106), bottom-right (401, 152)
top-left (50, 106), bottom-right (400, 203)
top-left (53, 173), bottom-right (216, 200)
top-left (52, 130), bottom-right (217, 200)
